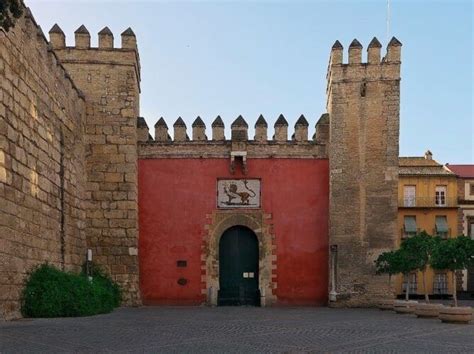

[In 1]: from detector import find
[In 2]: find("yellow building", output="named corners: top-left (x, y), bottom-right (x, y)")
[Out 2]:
top-left (396, 151), bottom-right (459, 297)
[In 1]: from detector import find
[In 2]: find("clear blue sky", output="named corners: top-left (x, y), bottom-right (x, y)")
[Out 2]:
top-left (28, 0), bottom-right (473, 163)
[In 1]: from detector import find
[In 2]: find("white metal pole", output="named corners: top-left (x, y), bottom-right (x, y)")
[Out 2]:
top-left (387, 0), bottom-right (391, 43)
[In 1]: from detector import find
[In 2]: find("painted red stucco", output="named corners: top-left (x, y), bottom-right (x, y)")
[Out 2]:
top-left (138, 158), bottom-right (329, 305)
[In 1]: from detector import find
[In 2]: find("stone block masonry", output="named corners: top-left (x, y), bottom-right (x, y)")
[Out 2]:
top-left (0, 11), bottom-right (87, 319)
top-left (1, 5), bottom-right (141, 319)
top-left (51, 24), bottom-right (141, 306)
top-left (327, 37), bottom-right (401, 306)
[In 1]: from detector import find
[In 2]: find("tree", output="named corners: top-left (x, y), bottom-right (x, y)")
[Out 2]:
top-left (0, 0), bottom-right (23, 32)
top-left (431, 236), bottom-right (474, 307)
top-left (400, 232), bottom-right (437, 303)
top-left (375, 250), bottom-right (399, 290)
top-left (393, 247), bottom-right (419, 301)
top-left (375, 248), bottom-right (418, 301)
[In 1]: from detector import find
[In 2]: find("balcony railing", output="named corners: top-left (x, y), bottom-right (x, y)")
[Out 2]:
top-left (399, 197), bottom-right (457, 208)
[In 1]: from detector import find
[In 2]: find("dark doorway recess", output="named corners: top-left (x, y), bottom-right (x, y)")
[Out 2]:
top-left (218, 226), bottom-right (260, 306)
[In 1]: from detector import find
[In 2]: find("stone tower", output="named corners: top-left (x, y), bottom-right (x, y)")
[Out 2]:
top-left (327, 37), bottom-right (401, 306)
top-left (49, 25), bottom-right (141, 305)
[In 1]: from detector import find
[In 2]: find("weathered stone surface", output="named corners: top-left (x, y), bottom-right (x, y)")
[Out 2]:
top-left (52, 20), bottom-right (141, 306)
top-left (0, 12), bottom-right (87, 320)
top-left (98, 27), bottom-right (114, 49)
top-left (327, 39), bottom-right (401, 307)
top-left (274, 114), bottom-right (288, 142)
top-left (192, 116), bottom-right (206, 141)
top-left (294, 115), bottom-right (309, 142)
top-left (154, 118), bottom-right (168, 142)
top-left (254, 115), bottom-right (267, 142)
top-left (231, 116), bottom-right (248, 141)
top-left (139, 140), bottom-right (327, 159)
top-left (211, 116), bottom-right (225, 141)
top-left (173, 117), bottom-right (187, 142)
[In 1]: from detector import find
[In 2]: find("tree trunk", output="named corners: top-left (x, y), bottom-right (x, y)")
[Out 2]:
top-left (405, 274), bottom-right (409, 301)
top-left (453, 272), bottom-right (458, 307)
top-left (423, 270), bottom-right (429, 303)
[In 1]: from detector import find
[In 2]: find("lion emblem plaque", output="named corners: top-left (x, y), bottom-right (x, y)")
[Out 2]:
top-left (217, 179), bottom-right (260, 208)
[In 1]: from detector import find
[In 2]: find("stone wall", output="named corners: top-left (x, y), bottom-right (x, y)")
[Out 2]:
top-left (0, 11), bottom-right (87, 319)
top-left (51, 25), bottom-right (141, 305)
top-left (327, 38), bottom-right (401, 306)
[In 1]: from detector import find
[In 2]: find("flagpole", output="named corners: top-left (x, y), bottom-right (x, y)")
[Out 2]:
top-left (387, 0), bottom-right (391, 42)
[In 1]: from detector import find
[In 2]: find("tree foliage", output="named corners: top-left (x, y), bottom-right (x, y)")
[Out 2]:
top-left (0, 0), bottom-right (23, 32)
top-left (431, 236), bottom-right (474, 272)
top-left (399, 232), bottom-right (438, 302)
top-left (375, 250), bottom-right (400, 276)
top-left (375, 234), bottom-right (430, 301)
top-left (431, 236), bottom-right (474, 307)
top-left (393, 247), bottom-right (419, 275)
top-left (400, 232), bottom-right (437, 271)
top-left (375, 247), bottom-right (420, 277)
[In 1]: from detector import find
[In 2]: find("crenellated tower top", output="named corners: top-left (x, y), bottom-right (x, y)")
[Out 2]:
top-left (48, 24), bottom-right (138, 51)
top-left (48, 24), bottom-right (141, 89)
top-left (326, 37), bottom-right (402, 109)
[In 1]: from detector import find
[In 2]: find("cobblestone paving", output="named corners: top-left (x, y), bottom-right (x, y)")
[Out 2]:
top-left (0, 306), bottom-right (473, 353)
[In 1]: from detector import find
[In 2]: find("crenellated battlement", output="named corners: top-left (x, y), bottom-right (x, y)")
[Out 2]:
top-left (138, 114), bottom-right (329, 159)
top-left (48, 25), bottom-right (141, 89)
top-left (326, 37), bottom-right (401, 109)
top-left (48, 24), bottom-right (138, 51)
top-left (138, 114), bottom-right (330, 144)
top-left (328, 36), bottom-right (401, 66)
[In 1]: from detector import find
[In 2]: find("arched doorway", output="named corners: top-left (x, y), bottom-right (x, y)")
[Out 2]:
top-left (218, 225), bottom-right (260, 306)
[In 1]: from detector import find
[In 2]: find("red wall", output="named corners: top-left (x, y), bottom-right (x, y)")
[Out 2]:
top-left (138, 158), bottom-right (329, 305)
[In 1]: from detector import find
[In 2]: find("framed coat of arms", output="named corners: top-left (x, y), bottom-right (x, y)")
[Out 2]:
top-left (217, 179), bottom-right (261, 208)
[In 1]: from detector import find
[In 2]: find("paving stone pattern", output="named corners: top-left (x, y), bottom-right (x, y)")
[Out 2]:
top-left (0, 306), bottom-right (473, 353)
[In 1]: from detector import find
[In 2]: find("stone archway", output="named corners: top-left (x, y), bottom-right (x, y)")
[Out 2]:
top-left (202, 210), bottom-right (276, 306)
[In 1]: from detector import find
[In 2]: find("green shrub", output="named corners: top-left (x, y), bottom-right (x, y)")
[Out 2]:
top-left (83, 262), bottom-right (122, 310)
top-left (21, 263), bottom-right (121, 318)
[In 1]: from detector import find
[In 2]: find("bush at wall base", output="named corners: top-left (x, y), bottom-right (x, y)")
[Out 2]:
top-left (21, 263), bottom-right (121, 318)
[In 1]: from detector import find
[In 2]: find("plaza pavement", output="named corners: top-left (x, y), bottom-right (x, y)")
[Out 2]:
top-left (0, 304), bottom-right (473, 353)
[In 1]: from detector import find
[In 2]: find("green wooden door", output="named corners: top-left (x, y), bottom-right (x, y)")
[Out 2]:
top-left (218, 226), bottom-right (260, 306)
